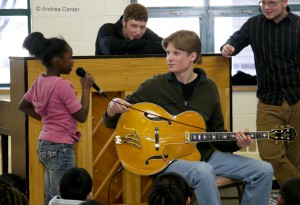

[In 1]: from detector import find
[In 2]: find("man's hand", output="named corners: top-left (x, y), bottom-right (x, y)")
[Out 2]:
top-left (235, 128), bottom-right (254, 148)
top-left (221, 44), bottom-right (235, 57)
top-left (106, 98), bottom-right (132, 117)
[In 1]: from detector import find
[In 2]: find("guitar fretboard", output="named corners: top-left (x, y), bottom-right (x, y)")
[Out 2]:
top-left (188, 132), bottom-right (270, 142)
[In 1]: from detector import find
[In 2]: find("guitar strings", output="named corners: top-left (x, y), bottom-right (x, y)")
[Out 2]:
top-left (100, 93), bottom-right (206, 131)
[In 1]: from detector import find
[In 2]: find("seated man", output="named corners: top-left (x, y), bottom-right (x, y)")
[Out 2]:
top-left (49, 167), bottom-right (93, 205)
top-left (277, 177), bottom-right (300, 205)
top-left (95, 3), bottom-right (165, 55)
top-left (148, 172), bottom-right (192, 205)
top-left (103, 30), bottom-right (274, 205)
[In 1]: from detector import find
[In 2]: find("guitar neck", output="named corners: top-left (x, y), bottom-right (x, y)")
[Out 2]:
top-left (187, 131), bottom-right (270, 142)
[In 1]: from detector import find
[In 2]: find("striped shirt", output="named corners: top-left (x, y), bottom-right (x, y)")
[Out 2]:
top-left (224, 10), bottom-right (300, 105)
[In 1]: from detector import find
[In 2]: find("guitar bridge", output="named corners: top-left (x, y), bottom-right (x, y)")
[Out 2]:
top-left (115, 131), bottom-right (142, 148)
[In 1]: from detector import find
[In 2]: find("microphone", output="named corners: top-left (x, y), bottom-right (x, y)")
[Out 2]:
top-left (76, 67), bottom-right (108, 98)
top-left (76, 67), bottom-right (205, 131)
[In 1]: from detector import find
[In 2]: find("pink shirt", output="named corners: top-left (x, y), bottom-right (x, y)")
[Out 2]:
top-left (24, 75), bottom-right (82, 144)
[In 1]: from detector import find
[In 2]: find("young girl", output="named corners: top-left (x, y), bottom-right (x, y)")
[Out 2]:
top-left (18, 32), bottom-right (94, 205)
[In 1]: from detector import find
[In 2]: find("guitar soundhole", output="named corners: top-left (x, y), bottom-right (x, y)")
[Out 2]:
top-left (144, 112), bottom-right (162, 121)
top-left (144, 112), bottom-right (172, 125)
top-left (145, 155), bottom-right (164, 165)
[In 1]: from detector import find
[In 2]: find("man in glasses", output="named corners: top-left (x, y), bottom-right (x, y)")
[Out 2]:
top-left (221, 0), bottom-right (300, 187)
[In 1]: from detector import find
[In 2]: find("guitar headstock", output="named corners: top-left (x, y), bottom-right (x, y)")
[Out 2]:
top-left (269, 126), bottom-right (297, 142)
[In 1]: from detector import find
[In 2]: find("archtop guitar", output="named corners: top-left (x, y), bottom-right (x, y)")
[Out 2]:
top-left (114, 102), bottom-right (296, 175)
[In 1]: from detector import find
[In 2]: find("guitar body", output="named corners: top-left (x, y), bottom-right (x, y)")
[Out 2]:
top-left (115, 102), bottom-right (205, 175)
top-left (114, 102), bottom-right (297, 175)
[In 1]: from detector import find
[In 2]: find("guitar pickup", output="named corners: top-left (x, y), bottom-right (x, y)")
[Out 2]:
top-left (155, 127), bottom-right (159, 151)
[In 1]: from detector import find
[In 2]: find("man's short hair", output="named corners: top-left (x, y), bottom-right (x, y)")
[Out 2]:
top-left (162, 30), bottom-right (202, 64)
top-left (59, 167), bottom-right (92, 200)
top-left (123, 3), bottom-right (148, 22)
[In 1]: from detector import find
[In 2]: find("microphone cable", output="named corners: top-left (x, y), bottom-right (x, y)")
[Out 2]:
top-left (107, 166), bottom-right (125, 205)
top-left (100, 92), bottom-right (206, 131)
top-left (76, 67), bottom-right (206, 131)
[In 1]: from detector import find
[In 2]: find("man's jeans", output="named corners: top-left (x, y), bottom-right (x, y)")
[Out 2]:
top-left (38, 140), bottom-right (75, 205)
top-left (162, 151), bottom-right (273, 205)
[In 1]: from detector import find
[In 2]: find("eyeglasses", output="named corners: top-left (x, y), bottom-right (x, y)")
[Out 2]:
top-left (258, 0), bottom-right (282, 7)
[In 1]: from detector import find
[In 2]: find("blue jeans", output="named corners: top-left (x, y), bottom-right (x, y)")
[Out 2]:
top-left (162, 151), bottom-right (273, 205)
top-left (38, 140), bottom-right (75, 205)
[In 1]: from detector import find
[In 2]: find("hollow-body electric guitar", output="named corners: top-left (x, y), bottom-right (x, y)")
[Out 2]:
top-left (114, 102), bottom-right (296, 175)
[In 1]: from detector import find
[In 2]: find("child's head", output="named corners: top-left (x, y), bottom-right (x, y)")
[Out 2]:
top-left (277, 177), bottom-right (300, 205)
top-left (22, 32), bottom-right (73, 72)
top-left (0, 173), bottom-right (27, 197)
top-left (0, 181), bottom-right (28, 205)
top-left (148, 172), bottom-right (192, 205)
top-left (59, 167), bottom-right (92, 201)
top-left (80, 199), bottom-right (104, 205)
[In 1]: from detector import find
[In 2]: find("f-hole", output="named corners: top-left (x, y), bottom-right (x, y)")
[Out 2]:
top-left (144, 112), bottom-right (172, 125)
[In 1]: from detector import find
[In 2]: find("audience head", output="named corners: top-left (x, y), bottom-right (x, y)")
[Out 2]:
top-left (23, 32), bottom-right (71, 68)
top-left (122, 3), bottom-right (149, 40)
top-left (162, 30), bottom-right (202, 64)
top-left (80, 199), bottom-right (103, 205)
top-left (0, 173), bottom-right (27, 197)
top-left (148, 172), bottom-right (191, 205)
top-left (0, 181), bottom-right (28, 205)
top-left (59, 167), bottom-right (93, 200)
top-left (277, 177), bottom-right (300, 205)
